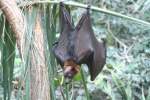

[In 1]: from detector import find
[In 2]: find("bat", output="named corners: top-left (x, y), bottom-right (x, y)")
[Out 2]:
top-left (52, 2), bottom-right (106, 81)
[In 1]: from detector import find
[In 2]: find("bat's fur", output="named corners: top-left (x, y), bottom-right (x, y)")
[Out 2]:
top-left (52, 2), bottom-right (106, 81)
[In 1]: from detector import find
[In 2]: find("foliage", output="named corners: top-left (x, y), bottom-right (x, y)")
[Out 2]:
top-left (87, 0), bottom-right (150, 100)
top-left (0, 0), bottom-right (150, 100)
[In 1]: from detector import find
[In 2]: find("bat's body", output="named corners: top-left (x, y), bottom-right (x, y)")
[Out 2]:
top-left (52, 3), bottom-right (106, 81)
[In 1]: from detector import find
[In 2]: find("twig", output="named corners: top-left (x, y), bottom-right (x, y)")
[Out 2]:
top-left (69, 82), bottom-right (74, 100)
top-left (60, 85), bottom-right (66, 100)
top-left (107, 21), bottom-right (127, 49)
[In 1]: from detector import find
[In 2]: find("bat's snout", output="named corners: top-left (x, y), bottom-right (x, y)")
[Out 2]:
top-left (63, 60), bottom-right (80, 83)
top-left (64, 66), bottom-right (77, 79)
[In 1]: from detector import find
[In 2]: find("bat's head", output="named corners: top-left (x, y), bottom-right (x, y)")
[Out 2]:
top-left (64, 59), bottom-right (80, 83)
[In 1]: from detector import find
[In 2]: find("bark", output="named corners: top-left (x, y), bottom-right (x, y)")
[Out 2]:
top-left (0, 0), bottom-right (25, 58)
top-left (0, 1), bottom-right (51, 99)
top-left (30, 10), bottom-right (50, 100)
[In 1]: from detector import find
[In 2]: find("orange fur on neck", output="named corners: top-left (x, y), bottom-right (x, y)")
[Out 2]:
top-left (64, 59), bottom-right (80, 74)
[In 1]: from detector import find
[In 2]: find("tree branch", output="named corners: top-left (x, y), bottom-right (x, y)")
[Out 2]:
top-left (18, 0), bottom-right (150, 28)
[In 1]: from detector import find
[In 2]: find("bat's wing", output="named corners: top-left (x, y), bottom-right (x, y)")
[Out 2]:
top-left (89, 40), bottom-right (106, 81)
top-left (52, 3), bottom-right (73, 65)
top-left (74, 10), bottom-right (94, 63)
top-left (75, 8), bottom-right (106, 80)
top-left (52, 3), bottom-right (106, 80)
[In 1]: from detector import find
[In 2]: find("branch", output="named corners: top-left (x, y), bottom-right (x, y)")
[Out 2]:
top-left (106, 21), bottom-right (127, 49)
top-left (18, 0), bottom-right (150, 28)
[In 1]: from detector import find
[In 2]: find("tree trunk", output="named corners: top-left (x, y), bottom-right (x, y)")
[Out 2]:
top-left (30, 9), bottom-right (50, 100)
top-left (0, 0), bottom-right (25, 58)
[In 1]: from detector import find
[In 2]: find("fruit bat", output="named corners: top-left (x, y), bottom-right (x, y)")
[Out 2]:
top-left (52, 2), bottom-right (106, 81)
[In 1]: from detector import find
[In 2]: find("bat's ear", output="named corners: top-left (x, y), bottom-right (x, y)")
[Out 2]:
top-left (59, 2), bottom-right (73, 33)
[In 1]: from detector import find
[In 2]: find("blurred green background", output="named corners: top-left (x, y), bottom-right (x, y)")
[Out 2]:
top-left (0, 0), bottom-right (150, 100)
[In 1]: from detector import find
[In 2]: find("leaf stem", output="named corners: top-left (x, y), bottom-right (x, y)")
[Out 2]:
top-left (80, 68), bottom-right (90, 100)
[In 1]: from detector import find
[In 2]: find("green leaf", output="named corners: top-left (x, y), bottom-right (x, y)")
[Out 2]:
top-left (2, 21), bottom-right (16, 100)
top-left (73, 71), bottom-right (82, 81)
